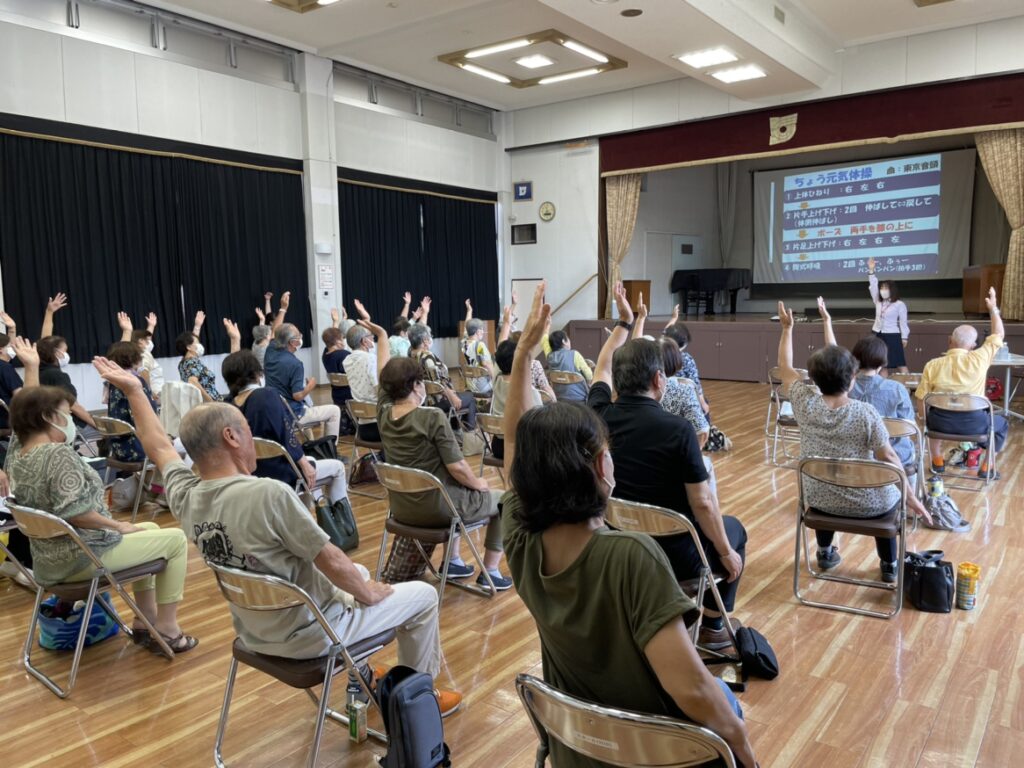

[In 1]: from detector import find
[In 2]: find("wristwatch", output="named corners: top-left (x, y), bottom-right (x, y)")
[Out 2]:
top-left (615, 320), bottom-right (634, 331)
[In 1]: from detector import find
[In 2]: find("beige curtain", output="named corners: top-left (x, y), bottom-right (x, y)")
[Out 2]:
top-left (976, 129), bottom-right (1024, 320)
top-left (604, 174), bottom-right (643, 318)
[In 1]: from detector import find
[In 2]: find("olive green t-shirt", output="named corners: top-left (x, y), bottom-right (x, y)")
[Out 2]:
top-left (501, 490), bottom-right (696, 768)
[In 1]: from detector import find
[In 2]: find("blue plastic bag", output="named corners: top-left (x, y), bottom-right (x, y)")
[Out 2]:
top-left (38, 592), bottom-right (121, 650)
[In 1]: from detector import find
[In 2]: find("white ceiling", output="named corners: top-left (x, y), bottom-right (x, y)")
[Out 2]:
top-left (148, 0), bottom-right (1024, 111)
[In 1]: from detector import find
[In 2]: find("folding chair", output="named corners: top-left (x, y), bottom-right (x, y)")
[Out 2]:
top-left (461, 364), bottom-right (493, 410)
top-left (515, 673), bottom-right (737, 768)
top-left (93, 415), bottom-right (153, 522)
top-left (583, 358), bottom-right (597, 371)
top-left (207, 562), bottom-right (394, 767)
top-left (538, 389), bottom-right (555, 405)
top-left (8, 504), bottom-right (173, 698)
top-left (423, 380), bottom-right (473, 431)
top-left (547, 370), bottom-right (586, 390)
top-left (605, 498), bottom-right (739, 666)
top-left (344, 399), bottom-right (386, 500)
top-left (327, 373), bottom-right (355, 448)
top-left (889, 372), bottom-right (921, 393)
top-left (476, 413), bottom-right (505, 486)
top-left (372, 462), bottom-right (496, 610)
top-left (767, 366), bottom-right (805, 466)
top-left (252, 437), bottom-right (328, 506)
top-left (923, 392), bottom-right (998, 490)
top-left (794, 457), bottom-right (908, 619)
top-left (883, 417), bottom-right (926, 528)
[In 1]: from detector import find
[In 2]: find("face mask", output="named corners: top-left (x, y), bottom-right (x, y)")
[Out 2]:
top-left (46, 412), bottom-right (77, 447)
top-left (2, 346), bottom-right (13, 358)
top-left (58, 351), bottom-right (70, 368)
top-left (144, 341), bottom-right (154, 354)
top-left (880, 289), bottom-right (890, 300)
top-left (295, 336), bottom-right (304, 349)
top-left (194, 343), bottom-right (205, 357)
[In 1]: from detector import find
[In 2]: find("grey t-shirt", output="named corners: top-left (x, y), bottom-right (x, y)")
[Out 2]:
top-left (163, 461), bottom-right (349, 659)
top-left (789, 381), bottom-right (899, 517)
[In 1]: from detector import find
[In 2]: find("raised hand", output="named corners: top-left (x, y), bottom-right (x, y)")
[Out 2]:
top-left (867, 257), bottom-right (876, 274)
top-left (145, 312), bottom-right (157, 331)
top-left (0, 311), bottom-right (16, 330)
top-left (255, 307), bottom-right (266, 324)
top-left (465, 298), bottom-right (472, 310)
top-left (116, 311), bottom-right (133, 332)
top-left (502, 305), bottom-right (512, 325)
top-left (330, 307), bottom-right (340, 325)
top-left (11, 336), bottom-right (39, 368)
top-left (636, 292), bottom-right (648, 321)
top-left (519, 282), bottom-right (550, 359)
top-left (223, 318), bottom-right (241, 341)
top-left (341, 306), bottom-right (348, 321)
top-left (279, 291), bottom-right (291, 311)
top-left (264, 292), bottom-right (273, 301)
top-left (778, 301), bottom-right (794, 329)
top-left (816, 296), bottom-right (830, 321)
top-left (93, 356), bottom-right (144, 394)
top-left (357, 317), bottom-right (387, 339)
top-left (411, 307), bottom-right (423, 321)
top-left (403, 291), bottom-right (412, 305)
top-left (193, 310), bottom-right (206, 328)
top-left (353, 299), bottom-right (370, 321)
top-left (984, 286), bottom-right (998, 311)
top-left (47, 292), bottom-right (68, 314)
top-left (613, 281), bottom-right (634, 325)
top-left (669, 303), bottom-right (680, 326)
top-left (420, 296), bottom-right (432, 311)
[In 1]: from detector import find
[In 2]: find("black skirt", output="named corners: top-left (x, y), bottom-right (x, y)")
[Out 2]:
top-left (875, 331), bottom-right (907, 368)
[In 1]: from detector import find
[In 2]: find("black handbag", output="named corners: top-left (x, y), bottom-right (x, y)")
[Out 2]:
top-left (735, 627), bottom-right (779, 680)
top-left (904, 550), bottom-right (954, 612)
top-left (315, 497), bottom-right (360, 552)
top-left (302, 436), bottom-right (338, 462)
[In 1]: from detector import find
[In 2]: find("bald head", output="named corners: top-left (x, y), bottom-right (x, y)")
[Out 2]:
top-left (950, 325), bottom-right (978, 350)
top-left (179, 403), bottom-right (249, 463)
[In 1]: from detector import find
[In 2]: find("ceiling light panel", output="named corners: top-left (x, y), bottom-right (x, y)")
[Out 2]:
top-left (460, 63), bottom-right (512, 83)
top-left (561, 39), bottom-right (609, 63)
top-left (539, 68), bottom-right (602, 85)
top-left (515, 54), bottom-right (555, 69)
top-left (711, 64), bottom-right (766, 83)
top-left (465, 39), bottom-right (532, 59)
top-left (675, 47), bottom-right (737, 69)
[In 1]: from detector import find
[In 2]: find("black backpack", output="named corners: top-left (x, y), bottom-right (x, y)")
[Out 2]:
top-left (376, 665), bottom-right (451, 768)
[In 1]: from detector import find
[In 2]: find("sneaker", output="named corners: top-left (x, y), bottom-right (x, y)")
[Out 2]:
top-left (477, 571), bottom-right (514, 591)
top-left (445, 561), bottom-right (475, 579)
top-left (697, 618), bottom-right (744, 651)
top-left (0, 560), bottom-right (33, 589)
top-left (435, 688), bottom-right (463, 718)
top-left (880, 561), bottom-right (898, 584)
top-left (930, 461), bottom-right (945, 475)
top-left (816, 546), bottom-right (841, 570)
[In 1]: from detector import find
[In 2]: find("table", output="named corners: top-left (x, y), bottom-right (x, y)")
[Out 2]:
top-left (989, 353), bottom-right (1024, 421)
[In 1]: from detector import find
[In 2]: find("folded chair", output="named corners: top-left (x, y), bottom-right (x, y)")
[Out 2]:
top-left (515, 673), bottom-right (737, 768)
top-left (207, 562), bottom-right (394, 767)
top-left (93, 415), bottom-right (154, 522)
top-left (8, 504), bottom-right (173, 698)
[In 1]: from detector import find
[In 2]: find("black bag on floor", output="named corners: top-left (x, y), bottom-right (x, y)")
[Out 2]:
top-left (302, 436), bottom-right (338, 462)
top-left (735, 627), bottom-right (779, 680)
top-left (377, 665), bottom-right (451, 768)
top-left (904, 550), bottom-right (954, 612)
top-left (314, 497), bottom-right (359, 552)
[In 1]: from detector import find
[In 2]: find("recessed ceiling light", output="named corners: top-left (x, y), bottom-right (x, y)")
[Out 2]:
top-left (515, 54), bottom-right (555, 69)
top-left (460, 63), bottom-right (512, 84)
top-left (675, 47), bottom-right (738, 69)
top-left (465, 39), bottom-right (531, 59)
top-left (711, 64), bottom-right (767, 83)
top-left (539, 68), bottom-right (602, 85)
top-left (561, 40), bottom-right (609, 63)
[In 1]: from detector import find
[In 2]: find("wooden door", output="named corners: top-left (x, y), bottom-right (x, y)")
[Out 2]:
top-left (685, 328), bottom-right (720, 379)
top-left (717, 330), bottom-right (766, 382)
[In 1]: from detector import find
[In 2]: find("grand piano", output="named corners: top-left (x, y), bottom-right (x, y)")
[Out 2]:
top-left (670, 268), bottom-right (752, 315)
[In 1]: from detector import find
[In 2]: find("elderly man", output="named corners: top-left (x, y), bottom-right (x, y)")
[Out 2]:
top-left (916, 287), bottom-right (1007, 479)
top-left (263, 323), bottom-right (341, 439)
top-left (586, 283), bottom-right (747, 651)
top-left (342, 309), bottom-right (383, 443)
top-left (461, 299), bottom-right (493, 396)
top-left (92, 357), bottom-right (462, 716)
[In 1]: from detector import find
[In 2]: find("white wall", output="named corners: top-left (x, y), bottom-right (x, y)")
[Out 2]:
top-left (507, 16), bottom-right (1024, 148)
top-left (503, 141), bottom-right (600, 326)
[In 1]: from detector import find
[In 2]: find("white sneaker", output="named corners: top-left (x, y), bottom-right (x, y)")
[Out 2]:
top-left (0, 559), bottom-right (34, 589)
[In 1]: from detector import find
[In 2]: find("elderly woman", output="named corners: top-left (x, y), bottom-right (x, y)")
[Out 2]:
top-left (500, 285), bottom-right (758, 768)
top-left (408, 323), bottom-right (478, 431)
top-left (775, 302), bottom-right (931, 583)
top-left (176, 313), bottom-right (239, 402)
top-left (658, 337), bottom-right (710, 448)
top-left (222, 350), bottom-right (349, 507)
top-left (364, 316), bottom-right (510, 590)
top-left (105, 341), bottom-right (158, 463)
top-left (5, 347), bottom-right (194, 652)
top-left (35, 335), bottom-right (96, 429)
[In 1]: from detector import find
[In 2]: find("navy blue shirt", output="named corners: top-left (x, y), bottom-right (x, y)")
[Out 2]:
top-left (322, 349), bottom-right (351, 406)
top-left (263, 343), bottom-right (306, 417)
top-left (236, 387), bottom-right (304, 486)
top-left (0, 360), bottom-right (23, 429)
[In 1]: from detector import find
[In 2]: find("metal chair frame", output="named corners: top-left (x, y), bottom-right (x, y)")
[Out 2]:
top-left (92, 415), bottom-right (153, 522)
top-left (604, 498), bottom-right (739, 667)
top-left (372, 462), bottom-right (496, 610)
top-left (7, 504), bottom-right (173, 698)
top-left (882, 417), bottom-right (926, 530)
top-left (251, 437), bottom-right (328, 503)
top-left (476, 413), bottom-right (506, 486)
top-left (922, 392), bottom-right (998, 491)
top-left (794, 457), bottom-right (907, 619)
top-left (888, 372), bottom-right (921, 393)
top-left (767, 367), bottom-right (805, 466)
top-left (515, 673), bottom-right (737, 768)
top-left (423, 379), bottom-right (474, 430)
top-left (206, 562), bottom-right (391, 767)
top-left (344, 399), bottom-right (386, 500)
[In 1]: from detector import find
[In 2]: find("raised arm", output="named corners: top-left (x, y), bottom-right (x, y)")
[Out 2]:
top-left (146, 312), bottom-right (157, 335)
top-left (504, 283), bottom-right (550, 476)
top-left (776, 301), bottom-right (802, 397)
top-left (330, 308), bottom-right (341, 329)
top-left (419, 296), bottom-right (431, 328)
top-left (264, 292), bottom-right (273, 317)
top-left (223, 319), bottom-right (241, 353)
top-left (593, 281), bottom-right (634, 389)
top-left (464, 298), bottom-right (473, 325)
top-left (664, 303), bottom-right (680, 332)
top-left (360, 318), bottom-right (390, 378)
top-left (191, 310), bottom-right (205, 339)
top-left (0, 310), bottom-right (17, 337)
top-left (41, 292), bottom-right (68, 338)
top-left (117, 311), bottom-right (133, 343)
top-left (11, 337), bottom-right (40, 388)
top-left (498, 305), bottom-right (513, 344)
top-left (867, 258), bottom-right (880, 305)
top-left (400, 292), bottom-right (412, 320)
top-left (817, 296), bottom-right (836, 347)
top-left (93, 357), bottom-right (180, 472)
top-left (631, 292), bottom-right (648, 340)
top-left (271, 291), bottom-right (290, 332)
top-left (986, 287), bottom-right (1004, 340)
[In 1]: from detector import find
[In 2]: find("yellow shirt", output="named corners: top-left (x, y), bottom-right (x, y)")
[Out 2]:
top-left (541, 335), bottom-right (593, 381)
top-left (915, 334), bottom-right (1003, 400)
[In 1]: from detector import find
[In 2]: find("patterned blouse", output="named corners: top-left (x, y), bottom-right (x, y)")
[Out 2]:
top-left (107, 373), bottom-right (158, 462)
top-left (661, 378), bottom-right (710, 436)
top-left (178, 355), bottom-right (221, 401)
top-left (678, 352), bottom-right (703, 397)
top-left (5, 438), bottom-right (121, 584)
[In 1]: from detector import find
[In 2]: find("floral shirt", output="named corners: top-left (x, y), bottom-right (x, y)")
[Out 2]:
top-left (107, 373), bottom-right (158, 462)
top-left (661, 378), bottom-right (710, 436)
top-left (178, 355), bottom-right (221, 401)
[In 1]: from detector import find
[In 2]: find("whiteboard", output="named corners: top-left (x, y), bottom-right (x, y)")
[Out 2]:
top-left (511, 278), bottom-right (544, 306)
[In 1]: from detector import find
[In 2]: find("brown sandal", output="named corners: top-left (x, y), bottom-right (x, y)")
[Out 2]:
top-left (150, 632), bottom-right (199, 657)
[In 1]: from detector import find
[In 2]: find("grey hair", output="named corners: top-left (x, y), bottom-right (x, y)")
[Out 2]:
top-left (466, 318), bottom-right (484, 336)
top-left (178, 403), bottom-right (247, 462)
top-left (252, 325), bottom-right (271, 343)
top-left (408, 323), bottom-right (431, 350)
top-left (274, 323), bottom-right (300, 346)
top-left (346, 325), bottom-right (370, 350)
top-left (339, 319), bottom-right (356, 337)
top-left (951, 325), bottom-right (978, 349)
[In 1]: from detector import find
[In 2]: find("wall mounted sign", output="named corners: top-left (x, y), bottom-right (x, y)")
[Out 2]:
top-left (514, 181), bottom-right (533, 201)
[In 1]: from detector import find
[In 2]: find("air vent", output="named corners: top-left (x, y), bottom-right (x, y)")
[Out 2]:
top-left (773, 5), bottom-right (785, 23)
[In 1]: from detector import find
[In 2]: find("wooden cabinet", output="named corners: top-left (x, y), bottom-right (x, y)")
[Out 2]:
top-left (622, 280), bottom-right (651, 311)
top-left (963, 265), bottom-right (1004, 315)
top-left (905, 329), bottom-right (950, 372)
top-left (688, 327), bottom-right (766, 382)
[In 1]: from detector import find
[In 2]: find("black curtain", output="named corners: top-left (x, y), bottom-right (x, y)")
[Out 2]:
top-left (0, 131), bottom-right (309, 360)
top-left (338, 180), bottom-right (498, 338)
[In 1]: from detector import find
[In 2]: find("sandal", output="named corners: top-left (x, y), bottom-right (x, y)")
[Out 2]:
top-left (130, 626), bottom-right (151, 647)
top-left (149, 632), bottom-right (199, 658)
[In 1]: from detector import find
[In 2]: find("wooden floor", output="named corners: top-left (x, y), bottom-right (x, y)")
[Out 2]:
top-left (2, 381), bottom-right (1021, 767)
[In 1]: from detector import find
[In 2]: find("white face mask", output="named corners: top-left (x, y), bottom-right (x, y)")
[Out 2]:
top-left (879, 289), bottom-right (890, 300)
top-left (58, 351), bottom-right (70, 368)
top-left (144, 340), bottom-right (154, 354)
top-left (193, 343), bottom-right (205, 357)
top-left (2, 346), bottom-right (13, 358)
top-left (46, 411), bottom-right (77, 447)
